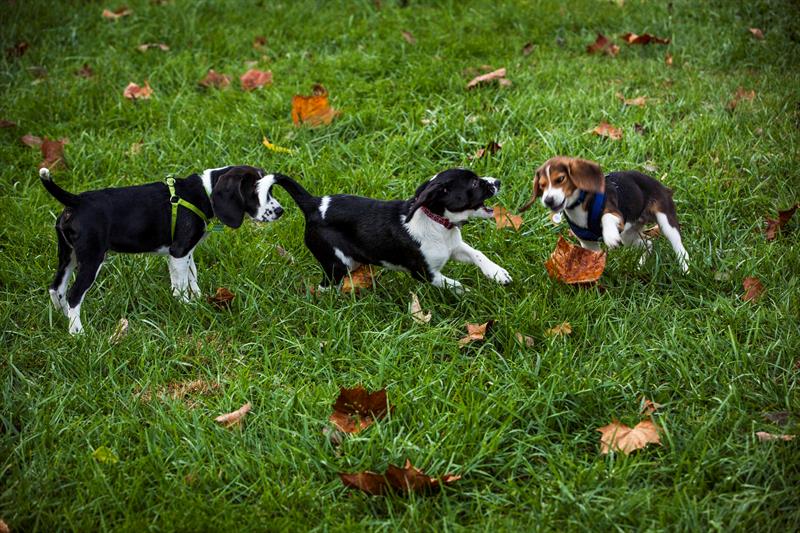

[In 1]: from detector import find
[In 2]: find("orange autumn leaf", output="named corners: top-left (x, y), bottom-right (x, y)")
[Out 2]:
top-left (208, 287), bottom-right (235, 309)
top-left (727, 87), bottom-right (755, 110)
top-left (102, 6), bottom-right (132, 20)
top-left (493, 205), bottom-right (523, 231)
top-left (546, 322), bottom-right (572, 337)
top-left (765, 204), bottom-right (798, 241)
top-left (598, 419), bottom-right (661, 454)
top-left (586, 34), bottom-right (620, 56)
top-left (329, 385), bottom-right (391, 434)
top-left (545, 235), bottom-right (607, 284)
top-left (240, 69), bottom-right (272, 91)
top-left (291, 84), bottom-right (341, 126)
top-left (640, 397), bottom-right (663, 415)
top-left (458, 321), bottom-right (494, 347)
top-left (616, 92), bottom-right (647, 107)
top-left (465, 67), bottom-right (510, 89)
top-left (749, 28), bottom-right (765, 40)
top-left (214, 402), bottom-right (251, 428)
top-left (620, 32), bottom-right (670, 45)
top-left (199, 69), bottom-right (231, 89)
top-left (341, 265), bottom-right (375, 292)
top-left (742, 277), bottom-right (764, 302)
top-left (592, 121), bottom-right (623, 140)
top-left (123, 81), bottom-right (153, 100)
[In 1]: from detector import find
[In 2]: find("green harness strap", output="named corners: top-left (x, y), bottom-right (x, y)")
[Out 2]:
top-left (166, 177), bottom-right (219, 240)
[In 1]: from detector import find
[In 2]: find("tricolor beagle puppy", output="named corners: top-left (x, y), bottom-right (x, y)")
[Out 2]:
top-left (520, 156), bottom-right (689, 272)
top-left (40, 165), bottom-right (285, 334)
top-left (275, 168), bottom-right (512, 293)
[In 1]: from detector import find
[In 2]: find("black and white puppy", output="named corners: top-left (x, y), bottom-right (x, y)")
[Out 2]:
top-left (274, 168), bottom-right (512, 292)
top-left (40, 165), bottom-right (284, 334)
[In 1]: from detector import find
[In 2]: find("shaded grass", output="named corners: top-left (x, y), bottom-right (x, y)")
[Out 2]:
top-left (2, 0), bottom-right (800, 531)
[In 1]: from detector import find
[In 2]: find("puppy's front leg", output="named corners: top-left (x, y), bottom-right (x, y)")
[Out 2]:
top-left (601, 213), bottom-right (623, 248)
top-left (168, 255), bottom-right (194, 302)
top-left (430, 272), bottom-right (466, 295)
top-left (577, 239), bottom-right (602, 252)
top-left (451, 243), bottom-right (512, 285)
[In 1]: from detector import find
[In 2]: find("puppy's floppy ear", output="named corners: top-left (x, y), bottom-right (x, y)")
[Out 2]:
top-left (407, 180), bottom-right (444, 221)
top-left (519, 168), bottom-right (544, 212)
top-left (567, 158), bottom-right (605, 193)
top-left (211, 168), bottom-right (257, 228)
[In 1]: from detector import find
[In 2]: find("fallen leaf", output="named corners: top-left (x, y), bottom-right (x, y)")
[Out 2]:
top-left (208, 287), bottom-right (235, 309)
top-left (0, 119), bottom-right (16, 128)
top-left (0, 519), bottom-right (8, 533)
top-left (465, 67), bottom-right (509, 89)
top-left (339, 471), bottom-right (389, 495)
top-left (522, 41), bottom-right (535, 55)
top-left (620, 32), bottom-right (670, 45)
top-left (329, 385), bottom-right (390, 434)
top-left (40, 138), bottom-right (67, 169)
top-left (616, 92), bottom-right (647, 106)
top-left (756, 431), bottom-right (794, 442)
top-left (21, 134), bottom-right (42, 147)
top-left (240, 69), bottom-right (272, 91)
top-left (545, 235), bottom-right (607, 284)
top-left (253, 35), bottom-right (267, 49)
top-left (408, 292), bottom-right (432, 324)
top-left (665, 52), bottom-right (673, 66)
top-left (215, 402), bottom-right (251, 428)
top-left (727, 87), bottom-right (755, 110)
top-left (592, 121), bottom-right (623, 140)
top-left (493, 205), bottom-right (523, 231)
top-left (458, 321), bottom-right (494, 347)
top-left (763, 411), bottom-right (790, 426)
top-left (76, 63), bottom-right (94, 78)
top-left (586, 34), bottom-right (620, 56)
top-left (640, 397), bottom-right (663, 415)
top-left (469, 140), bottom-right (502, 160)
top-left (642, 225), bottom-right (660, 238)
top-left (291, 84), bottom-right (341, 126)
top-left (401, 30), bottom-right (416, 44)
top-left (765, 204), bottom-right (798, 240)
top-left (262, 136), bottom-right (295, 154)
top-left (749, 28), bottom-right (764, 40)
top-left (6, 41), bottom-right (29, 59)
top-left (742, 277), bottom-right (764, 302)
top-left (92, 445), bottom-right (119, 464)
top-left (137, 42), bottom-right (169, 52)
top-left (546, 322), bottom-right (572, 337)
top-left (102, 6), bottom-right (132, 19)
top-left (515, 332), bottom-right (535, 347)
top-left (123, 81), bottom-right (153, 100)
top-left (341, 265), bottom-right (375, 292)
top-left (340, 460), bottom-right (460, 496)
top-left (109, 318), bottom-right (129, 344)
top-left (598, 419), bottom-right (661, 454)
top-left (199, 69), bottom-right (231, 89)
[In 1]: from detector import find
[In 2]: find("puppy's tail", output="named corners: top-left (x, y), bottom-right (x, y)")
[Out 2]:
top-left (39, 168), bottom-right (80, 207)
top-left (273, 174), bottom-right (317, 217)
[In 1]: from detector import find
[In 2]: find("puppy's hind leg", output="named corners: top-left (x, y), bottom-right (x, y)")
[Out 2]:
top-left (655, 210), bottom-right (689, 273)
top-left (49, 228), bottom-right (76, 316)
top-left (65, 253), bottom-right (105, 335)
top-left (620, 225), bottom-right (652, 267)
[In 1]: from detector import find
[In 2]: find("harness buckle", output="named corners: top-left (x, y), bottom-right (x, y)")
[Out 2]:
top-left (170, 195), bottom-right (180, 205)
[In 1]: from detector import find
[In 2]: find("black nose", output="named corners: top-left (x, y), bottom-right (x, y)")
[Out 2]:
top-left (544, 197), bottom-right (555, 208)
top-left (494, 180), bottom-right (501, 190)
top-left (275, 206), bottom-right (284, 217)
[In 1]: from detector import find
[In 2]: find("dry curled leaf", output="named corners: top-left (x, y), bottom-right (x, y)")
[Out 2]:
top-left (620, 32), bottom-right (670, 45)
top-left (640, 397), bottom-right (663, 415)
top-left (102, 6), bottom-right (132, 19)
top-left (339, 471), bottom-right (389, 495)
top-left (199, 69), bottom-right (231, 89)
top-left (598, 419), bottom-right (661, 454)
top-left (727, 87), bottom-right (755, 110)
top-left (240, 69), bottom-right (272, 91)
top-left (592, 121), bottom-right (623, 140)
top-left (466, 67), bottom-right (510, 89)
top-left (291, 84), bottom-right (341, 126)
top-left (616, 92), bottom-right (647, 107)
top-left (522, 41), bottom-right (535, 56)
top-left (749, 28), bottom-right (764, 40)
top-left (21, 134), bottom-right (42, 147)
top-left (40, 138), bottom-right (68, 170)
top-left (215, 402), bottom-right (251, 428)
top-left (515, 332), bottom-right (535, 348)
top-left (341, 265), bottom-right (375, 293)
top-left (123, 81), bottom-right (153, 100)
top-left (458, 321), bottom-right (494, 347)
top-left (765, 204), bottom-right (798, 241)
top-left (756, 431), bottom-right (794, 442)
top-left (546, 322), bottom-right (572, 337)
top-left (76, 63), bottom-right (94, 78)
top-left (408, 292), bottom-right (432, 324)
top-left (208, 287), bottom-right (235, 309)
top-left (545, 235), bottom-right (607, 284)
top-left (401, 30), bottom-right (416, 44)
top-left (642, 225), bottom-right (660, 238)
top-left (109, 318), bottom-right (129, 344)
top-left (742, 277), bottom-right (764, 302)
top-left (137, 42), bottom-right (169, 52)
top-left (340, 460), bottom-right (460, 496)
top-left (329, 385), bottom-right (390, 434)
top-left (469, 140), bottom-right (502, 160)
top-left (587, 34), bottom-right (620, 56)
top-left (253, 35), bottom-right (267, 49)
top-left (493, 205), bottom-right (523, 231)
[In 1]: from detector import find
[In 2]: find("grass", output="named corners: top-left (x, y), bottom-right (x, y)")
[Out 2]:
top-left (2, 0), bottom-right (799, 530)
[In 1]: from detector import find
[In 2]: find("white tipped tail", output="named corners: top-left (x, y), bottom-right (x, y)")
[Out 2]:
top-left (39, 167), bottom-right (51, 180)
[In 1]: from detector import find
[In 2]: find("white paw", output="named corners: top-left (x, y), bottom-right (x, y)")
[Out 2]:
top-left (69, 322), bottom-right (84, 335)
top-left (491, 267), bottom-right (512, 285)
top-left (172, 287), bottom-right (191, 302)
top-left (603, 232), bottom-right (622, 249)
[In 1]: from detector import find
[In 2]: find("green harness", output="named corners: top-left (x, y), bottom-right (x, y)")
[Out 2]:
top-left (166, 177), bottom-right (222, 240)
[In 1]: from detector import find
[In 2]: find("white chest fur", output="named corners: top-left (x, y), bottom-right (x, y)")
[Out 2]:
top-left (403, 212), bottom-right (462, 271)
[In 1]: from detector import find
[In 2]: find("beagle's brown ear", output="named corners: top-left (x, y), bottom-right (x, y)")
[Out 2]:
top-left (519, 168), bottom-right (543, 212)
top-left (567, 158), bottom-right (605, 193)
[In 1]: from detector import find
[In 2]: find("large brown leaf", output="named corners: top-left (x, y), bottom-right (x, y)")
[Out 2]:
top-left (339, 471), bottom-right (389, 495)
top-left (545, 235), bottom-right (606, 284)
top-left (40, 138), bottom-right (68, 169)
top-left (458, 321), bottom-right (494, 347)
top-left (340, 460), bottom-right (460, 496)
top-left (598, 419), bottom-right (661, 454)
top-left (123, 81), bottom-right (153, 100)
top-left (765, 204), bottom-right (798, 240)
top-left (291, 84), bottom-right (340, 126)
top-left (742, 277), bottom-right (764, 302)
top-left (329, 385), bottom-right (390, 434)
top-left (341, 265), bottom-right (375, 292)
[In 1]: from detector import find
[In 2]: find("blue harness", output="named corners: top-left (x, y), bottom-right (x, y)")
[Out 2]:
top-left (566, 190), bottom-right (606, 241)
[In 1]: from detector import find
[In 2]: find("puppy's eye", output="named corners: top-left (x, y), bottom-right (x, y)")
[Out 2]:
top-left (556, 176), bottom-right (565, 183)
top-left (471, 180), bottom-right (479, 189)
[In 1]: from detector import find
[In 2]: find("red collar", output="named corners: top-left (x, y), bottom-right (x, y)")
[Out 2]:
top-left (421, 206), bottom-right (454, 229)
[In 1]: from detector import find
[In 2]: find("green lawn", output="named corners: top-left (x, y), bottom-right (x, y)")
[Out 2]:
top-left (2, 0), bottom-right (799, 530)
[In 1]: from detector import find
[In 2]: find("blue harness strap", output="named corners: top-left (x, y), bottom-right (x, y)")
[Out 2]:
top-left (566, 190), bottom-right (606, 241)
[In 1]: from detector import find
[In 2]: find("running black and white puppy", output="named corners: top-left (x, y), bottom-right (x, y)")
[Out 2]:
top-left (275, 168), bottom-right (512, 292)
top-left (40, 165), bottom-right (284, 334)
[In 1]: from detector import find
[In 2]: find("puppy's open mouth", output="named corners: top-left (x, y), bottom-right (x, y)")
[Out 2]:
top-left (549, 200), bottom-right (565, 213)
